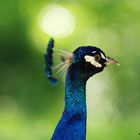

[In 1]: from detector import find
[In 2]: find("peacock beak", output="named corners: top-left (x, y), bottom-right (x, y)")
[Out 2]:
top-left (105, 56), bottom-right (119, 66)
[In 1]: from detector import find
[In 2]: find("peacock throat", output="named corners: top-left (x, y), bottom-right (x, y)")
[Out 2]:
top-left (52, 64), bottom-right (87, 140)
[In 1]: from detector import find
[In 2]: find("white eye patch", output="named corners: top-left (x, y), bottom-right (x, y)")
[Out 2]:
top-left (84, 55), bottom-right (102, 68)
top-left (100, 52), bottom-right (106, 59)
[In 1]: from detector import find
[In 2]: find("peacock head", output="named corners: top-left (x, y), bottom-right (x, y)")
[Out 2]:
top-left (45, 38), bottom-right (119, 85)
top-left (70, 46), bottom-right (119, 79)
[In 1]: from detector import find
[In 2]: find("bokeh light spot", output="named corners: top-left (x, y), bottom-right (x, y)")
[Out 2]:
top-left (39, 5), bottom-right (76, 38)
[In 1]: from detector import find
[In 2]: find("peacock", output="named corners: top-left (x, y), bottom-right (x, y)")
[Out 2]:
top-left (44, 38), bottom-right (118, 140)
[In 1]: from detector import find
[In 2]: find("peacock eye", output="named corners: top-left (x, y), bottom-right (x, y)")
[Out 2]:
top-left (94, 54), bottom-right (101, 62)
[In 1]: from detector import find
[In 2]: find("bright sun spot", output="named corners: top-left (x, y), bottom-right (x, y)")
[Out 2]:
top-left (39, 5), bottom-right (76, 38)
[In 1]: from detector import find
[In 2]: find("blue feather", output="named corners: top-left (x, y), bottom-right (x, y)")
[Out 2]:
top-left (51, 65), bottom-right (86, 140)
top-left (44, 38), bottom-right (57, 86)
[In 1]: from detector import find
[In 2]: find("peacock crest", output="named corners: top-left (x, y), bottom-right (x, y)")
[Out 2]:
top-left (44, 38), bottom-right (73, 85)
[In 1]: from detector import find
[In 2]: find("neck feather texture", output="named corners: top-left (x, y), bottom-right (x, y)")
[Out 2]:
top-left (51, 65), bottom-right (87, 140)
top-left (65, 66), bottom-right (86, 113)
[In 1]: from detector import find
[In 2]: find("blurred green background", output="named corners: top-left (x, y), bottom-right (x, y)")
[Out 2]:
top-left (0, 0), bottom-right (140, 140)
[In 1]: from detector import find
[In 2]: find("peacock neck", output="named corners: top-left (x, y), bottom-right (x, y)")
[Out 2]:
top-left (51, 64), bottom-right (88, 140)
top-left (65, 64), bottom-right (87, 117)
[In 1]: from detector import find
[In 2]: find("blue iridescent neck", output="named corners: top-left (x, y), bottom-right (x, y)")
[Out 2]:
top-left (51, 64), bottom-right (88, 140)
top-left (65, 65), bottom-right (87, 114)
top-left (64, 64), bottom-right (87, 139)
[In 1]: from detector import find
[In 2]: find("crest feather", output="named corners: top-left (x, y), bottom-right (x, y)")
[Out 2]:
top-left (44, 38), bottom-right (73, 85)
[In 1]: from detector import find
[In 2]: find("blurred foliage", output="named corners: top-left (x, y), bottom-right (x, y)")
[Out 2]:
top-left (0, 0), bottom-right (140, 140)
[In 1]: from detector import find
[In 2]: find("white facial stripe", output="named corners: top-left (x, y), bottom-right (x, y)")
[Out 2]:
top-left (100, 52), bottom-right (106, 59)
top-left (84, 55), bottom-right (102, 68)
top-left (92, 51), bottom-right (97, 54)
